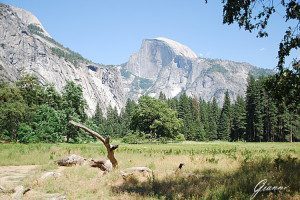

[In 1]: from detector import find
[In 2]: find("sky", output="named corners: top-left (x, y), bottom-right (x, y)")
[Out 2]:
top-left (1, 0), bottom-right (298, 69)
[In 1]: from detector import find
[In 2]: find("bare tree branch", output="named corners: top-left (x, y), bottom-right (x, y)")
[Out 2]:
top-left (69, 120), bottom-right (119, 168)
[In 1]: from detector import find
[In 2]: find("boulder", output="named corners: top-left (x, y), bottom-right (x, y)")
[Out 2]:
top-left (57, 154), bottom-right (86, 166)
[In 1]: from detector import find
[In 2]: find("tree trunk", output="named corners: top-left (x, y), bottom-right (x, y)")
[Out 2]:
top-left (69, 120), bottom-right (119, 168)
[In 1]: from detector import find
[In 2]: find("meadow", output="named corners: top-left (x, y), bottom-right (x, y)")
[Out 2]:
top-left (0, 141), bottom-right (299, 199)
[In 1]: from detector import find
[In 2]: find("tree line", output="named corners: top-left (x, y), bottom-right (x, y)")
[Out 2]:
top-left (0, 74), bottom-right (299, 143)
top-left (0, 75), bottom-right (89, 143)
top-left (92, 75), bottom-right (299, 143)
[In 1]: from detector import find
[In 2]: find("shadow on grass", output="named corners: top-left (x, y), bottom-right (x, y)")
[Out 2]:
top-left (111, 156), bottom-right (300, 199)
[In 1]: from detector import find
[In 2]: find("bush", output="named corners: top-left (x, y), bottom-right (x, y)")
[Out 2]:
top-left (175, 133), bottom-right (185, 142)
top-left (18, 123), bottom-right (37, 143)
top-left (122, 131), bottom-right (147, 144)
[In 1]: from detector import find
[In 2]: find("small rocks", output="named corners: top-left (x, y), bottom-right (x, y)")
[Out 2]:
top-left (0, 185), bottom-right (5, 192)
top-left (121, 166), bottom-right (152, 181)
top-left (46, 193), bottom-right (66, 200)
top-left (40, 171), bottom-right (62, 181)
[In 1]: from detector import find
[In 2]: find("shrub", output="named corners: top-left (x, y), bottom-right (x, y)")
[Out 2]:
top-left (175, 133), bottom-right (186, 142)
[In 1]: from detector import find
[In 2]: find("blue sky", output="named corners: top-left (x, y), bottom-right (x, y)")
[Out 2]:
top-left (1, 0), bottom-right (297, 68)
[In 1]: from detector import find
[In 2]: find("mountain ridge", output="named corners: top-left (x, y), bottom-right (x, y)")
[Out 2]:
top-left (121, 37), bottom-right (273, 105)
top-left (0, 3), bottom-right (273, 114)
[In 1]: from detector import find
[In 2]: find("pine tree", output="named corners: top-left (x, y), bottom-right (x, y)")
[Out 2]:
top-left (246, 75), bottom-right (256, 141)
top-left (178, 93), bottom-right (193, 139)
top-left (93, 102), bottom-right (104, 126)
top-left (121, 99), bottom-right (137, 136)
top-left (159, 91), bottom-right (167, 101)
top-left (167, 98), bottom-right (179, 112)
top-left (253, 79), bottom-right (264, 141)
top-left (262, 90), bottom-right (277, 142)
top-left (207, 97), bottom-right (219, 140)
top-left (231, 95), bottom-right (246, 141)
top-left (105, 105), bottom-right (120, 137)
top-left (218, 91), bottom-right (231, 140)
top-left (190, 97), bottom-right (205, 140)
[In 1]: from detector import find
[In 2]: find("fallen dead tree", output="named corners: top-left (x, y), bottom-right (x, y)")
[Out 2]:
top-left (12, 185), bottom-right (30, 200)
top-left (57, 154), bottom-right (86, 166)
top-left (67, 121), bottom-right (182, 177)
top-left (69, 120), bottom-right (119, 170)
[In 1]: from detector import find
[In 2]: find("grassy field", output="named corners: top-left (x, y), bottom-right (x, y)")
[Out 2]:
top-left (0, 141), bottom-right (299, 199)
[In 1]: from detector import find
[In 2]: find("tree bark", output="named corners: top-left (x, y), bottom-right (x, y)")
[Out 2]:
top-left (69, 120), bottom-right (118, 168)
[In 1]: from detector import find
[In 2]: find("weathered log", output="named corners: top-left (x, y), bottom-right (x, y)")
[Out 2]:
top-left (90, 159), bottom-right (113, 172)
top-left (57, 154), bottom-right (85, 166)
top-left (69, 120), bottom-right (119, 168)
top-left (11, 185), bottom-right (30, 200)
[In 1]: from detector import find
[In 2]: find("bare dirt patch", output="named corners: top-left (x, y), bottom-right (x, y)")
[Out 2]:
top-left (0, 165), bottom-right (38, 188)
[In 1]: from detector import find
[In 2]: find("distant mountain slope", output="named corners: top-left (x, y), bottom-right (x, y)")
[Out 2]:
top-left (121, 38), bottom-right (273, 105)
top-left (0, 3), bottom-right (126, 115)
top-left (0, 4), bottom-right (273, 114)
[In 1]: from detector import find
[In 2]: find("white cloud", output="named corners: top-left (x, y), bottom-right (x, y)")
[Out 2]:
top-left (259, 48), bottom-right (265, 51)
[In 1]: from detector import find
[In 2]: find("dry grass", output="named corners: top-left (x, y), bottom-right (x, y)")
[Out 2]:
top-left (0, 141), bottom-right (299, 199)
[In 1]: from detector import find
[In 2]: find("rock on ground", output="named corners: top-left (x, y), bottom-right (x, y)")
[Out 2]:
top-left (57, 154), bottom-right (86, 166)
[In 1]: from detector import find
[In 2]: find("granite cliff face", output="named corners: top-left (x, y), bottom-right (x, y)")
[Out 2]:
top-left (121, 38), bottom-right (272, 105)
top-left (0, 4), bottom-right (126, 115)
top-left (0, 4), bottom-right (272, 114)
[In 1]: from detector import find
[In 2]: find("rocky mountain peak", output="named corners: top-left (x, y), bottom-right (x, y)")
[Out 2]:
top-left (10, 5), bottom-right (51, 38)
top-left (0, 3), bottom-right (273, 114)
top-left (122, 37), bottom-right (273, 105)
top-left (124, 37), bottom-right (197, 80)
top-left (154, 37), bottom-right (198, 59)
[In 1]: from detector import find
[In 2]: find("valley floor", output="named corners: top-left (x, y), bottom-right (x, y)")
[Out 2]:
top-left (0, 142), bottom-right (299, 199)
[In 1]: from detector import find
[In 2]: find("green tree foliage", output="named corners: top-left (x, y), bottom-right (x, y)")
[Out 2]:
top-left (130, 96), bottom-right (183, 139)
top-left (231, 95), bottom-right (246, 141)
top-left (105, 105), bottom-right (122, 137)
top-left (218, 91), bottom-right (232, 140)
top-left (159, 91), bottom-right (167, 101)
top-left (178, 93), bottom-right (194, 139)
top-left (62, 81), bottom-right (87, 121)
top-left (16, 75), bottom-right (45, 106)
top-left (245, 76), bottom-right (300, 142)
top-left (1, 73), bottom-right (299, 143)
top-left (44, 85), bottom-right (63, 110)
top-left (0, 83), bottom-right (26, 141)
top-left (93, 102), bottom-right (104, 125)
top-left (245, 75), bottom-right (257, 141)
top-left (51, 47), bottom-right (87, 66)
top-left (207, 97), bottom-right (219, 140)
top-left (19, 105), bottom-right (65, 143)
top-left (92, 102), bottom-right (105, 134)
top-left (246, 76), bottom-right (267, 141)
top-left (120, 99), bottom-right (137, 136)
top-left (208, 0), bottom-right (300, 111)
top-left (62, 81), bottom-right (87, 142)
